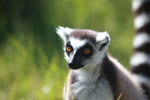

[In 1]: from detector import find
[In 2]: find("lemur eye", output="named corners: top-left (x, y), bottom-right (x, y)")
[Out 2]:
top-left (66, 46), bottom-right (73, 53)
top-left (83, 48), bottom-right (91, 55)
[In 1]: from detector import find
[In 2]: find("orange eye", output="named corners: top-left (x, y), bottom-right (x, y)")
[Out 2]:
top-left (84, 48), bottom-right (91, 54)
top-left (66, 47), bottom-right (72, 52)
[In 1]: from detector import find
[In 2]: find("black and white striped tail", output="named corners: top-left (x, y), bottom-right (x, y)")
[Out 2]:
top-left (131, 0), bottom-right (150, 99)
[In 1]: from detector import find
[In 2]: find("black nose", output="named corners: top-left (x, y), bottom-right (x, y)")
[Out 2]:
top-left (68, 63), bottom-right (84, 69)
top-left (68, 63), bottom-right (74, 68)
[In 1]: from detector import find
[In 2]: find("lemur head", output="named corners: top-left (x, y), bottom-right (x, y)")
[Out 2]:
top-left (56, 26), bottom-right (110, 70)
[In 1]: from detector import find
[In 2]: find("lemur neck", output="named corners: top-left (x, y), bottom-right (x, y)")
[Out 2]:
top-left (74, 53), bottom-right (108, 82)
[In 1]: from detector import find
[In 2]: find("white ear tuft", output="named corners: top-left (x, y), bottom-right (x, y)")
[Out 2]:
top-left (56, 26), bottom-right (74, 43)
top-left (96, 32), bottom-right (110, 50)
top-left (96, 32), bottom-right (110, 42)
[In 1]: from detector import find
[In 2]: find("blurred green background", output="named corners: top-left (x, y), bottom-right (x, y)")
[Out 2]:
top-left (0, 0), bottom-right (134, 100)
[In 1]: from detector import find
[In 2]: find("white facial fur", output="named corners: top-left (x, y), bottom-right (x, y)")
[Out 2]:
top-left (66, 38), bottom-right (109, 70)
top-left (69, 38), bottom-right (87, 50)
top-left (65, 38), bottom-right (87, 64)
top-left (56, 26), bottom-right (110, 69)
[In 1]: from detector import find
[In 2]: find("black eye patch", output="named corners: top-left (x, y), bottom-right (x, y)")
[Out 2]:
top-left (76, 43), bottom-right (93, 58)
top-left (66, 41), bottom-right (73, 56)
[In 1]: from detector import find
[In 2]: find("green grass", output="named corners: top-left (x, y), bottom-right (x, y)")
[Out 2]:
top-left (0, 34), bottom-right (67, 100)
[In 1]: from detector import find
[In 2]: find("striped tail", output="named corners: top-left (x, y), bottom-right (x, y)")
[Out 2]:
top-left (131, 0), bottom-right (150, 99)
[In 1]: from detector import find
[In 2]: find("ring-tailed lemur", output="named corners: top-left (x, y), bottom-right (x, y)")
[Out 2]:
top-left (56, 27), bottom-right (146, 100)
top-left (131, 0), bottom-right (150, 99)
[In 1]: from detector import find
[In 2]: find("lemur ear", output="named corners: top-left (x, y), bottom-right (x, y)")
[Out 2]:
top-left (96, 32), bottom-right (110, 50)
top-left (56, 26), bottom-right (74, 43)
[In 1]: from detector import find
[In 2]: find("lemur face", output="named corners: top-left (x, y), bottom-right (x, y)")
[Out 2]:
top-left (56, 26), bottom-right (110, 70)
top-left (65, 38), bottom-right (94, 69)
